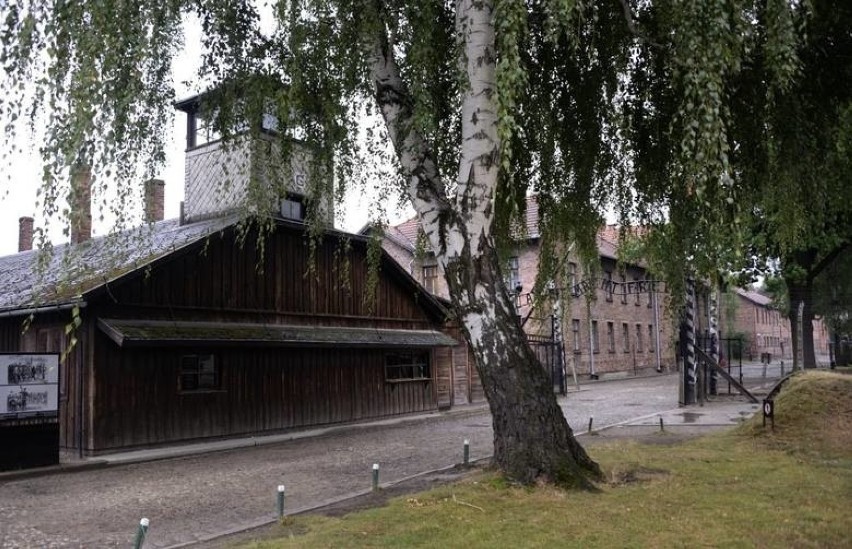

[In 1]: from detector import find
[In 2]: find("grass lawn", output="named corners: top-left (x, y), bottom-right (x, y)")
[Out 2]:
top-left (242, 371), bottom-right (852, 548)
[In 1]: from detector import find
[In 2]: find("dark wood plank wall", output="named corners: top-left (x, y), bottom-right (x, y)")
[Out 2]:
top-left (92, 333), bottom-right (437, 451)
top-left (108, 228), bottom-right (433, 323)
top-left (433, 346), bottom-right (453, 409)
top-left (0, 319), bottom-right (21, 352)
top-left (0, 314), bottom-right (85, 450)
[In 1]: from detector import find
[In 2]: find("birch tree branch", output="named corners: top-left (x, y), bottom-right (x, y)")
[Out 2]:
top-left (367, 2), bottom-right (452, 247)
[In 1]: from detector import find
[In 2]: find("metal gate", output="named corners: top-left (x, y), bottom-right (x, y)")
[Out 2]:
top-left (527, 335), bottom-right (565, 395)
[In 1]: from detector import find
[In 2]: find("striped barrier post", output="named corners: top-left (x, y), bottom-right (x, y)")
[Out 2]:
top-left (708, 287), bottom-right (719, 395)
top-left (684, 278), bottom-right (697, 405)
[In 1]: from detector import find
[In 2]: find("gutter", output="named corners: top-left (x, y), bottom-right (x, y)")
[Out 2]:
top-left (0, 300), bottom-right (87, 318)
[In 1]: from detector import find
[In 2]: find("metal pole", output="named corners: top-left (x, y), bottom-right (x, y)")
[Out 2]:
top-left (277, 485), bottom-right (285, 519)
top-left (684, 278), bottom-right (697, 405)
top-left (588, 317), bottom-right (596, 379)
top-left (708, 286), bottom-right (719, 396)
top-left (652, 283), bottom-right (662, 372)
top-left (133, 518), bottom-right (149, 549)
top-left (795, 301), bottom-right (804, 371)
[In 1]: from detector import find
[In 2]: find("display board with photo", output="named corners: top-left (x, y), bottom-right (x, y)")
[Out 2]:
top-left (0, 354), bottom-right (60, 417)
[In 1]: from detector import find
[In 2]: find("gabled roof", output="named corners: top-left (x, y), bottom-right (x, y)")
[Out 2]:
top-left (736, 288), bottom-right (773, 307)
top-left (0, 216), bottom-right (236, 314)
top-left (0, 215), bottom-right (449, 320)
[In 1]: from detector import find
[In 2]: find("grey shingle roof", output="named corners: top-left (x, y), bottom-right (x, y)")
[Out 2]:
top-left (98, 318), bottom-right (458, 348)
top-left (0, 216), bottom-right (236, 314)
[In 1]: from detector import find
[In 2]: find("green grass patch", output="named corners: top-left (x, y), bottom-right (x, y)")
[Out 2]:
top-left (242, 372), bottom-right (852, 548)
top-left (737, 370), bottom-right (852, 463)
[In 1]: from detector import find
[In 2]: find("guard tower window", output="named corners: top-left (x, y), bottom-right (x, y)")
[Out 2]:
top-left (280, 195), bottom-right (306, 221)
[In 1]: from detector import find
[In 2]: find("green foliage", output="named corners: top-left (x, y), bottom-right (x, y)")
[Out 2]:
top-left (813, 248), bottom-right (852, 335)
top-left (732, 0), bottom-right (852, 284)
top-left (0, 0), bottom-right (847, 314)
top-left (762, 275), bottom-right (789, 315)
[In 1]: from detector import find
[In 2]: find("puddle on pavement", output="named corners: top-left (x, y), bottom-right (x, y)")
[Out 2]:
top-left (677, 412), bottom-right (704, 423)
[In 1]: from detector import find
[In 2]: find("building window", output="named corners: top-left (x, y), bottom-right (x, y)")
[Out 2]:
top-left (572, 319), bottom-right (581, 353)
top-left (569, 263), bottom-right (579, 296)
top-left (422, 265), bottom-right (438, 294)
top-left (604, 271), bottom-right (613, 302)
top-left (180, 354), bottom-right (219, 392)
top-left (620, 275), bottom-right (627, 304)
top-left (385, 351), bottom-right (431, 381)
top-left (591, 321), bottom-right (600, 354)
top-left (607, 322), bottom-right (615, 353)
top-left (634, 277), bottom-right (641, 305)
top-left (647, 276), bottom-right (653, 307)
top-left (636, 324), bottom-right (643, 352)
top-left (648, 324), bottom-right (655, 353)
top-left (622, 322), bottom-right (630, 352)
top-left (280, 195), bottom-right (306, 221)
top-left (193, 112), bottom-right (222, 147)
top-left (505, 256), bottom-right (521, 293)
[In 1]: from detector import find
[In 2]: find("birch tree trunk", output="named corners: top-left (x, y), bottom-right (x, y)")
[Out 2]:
top-left (370, 0), bottom-right (601, 486)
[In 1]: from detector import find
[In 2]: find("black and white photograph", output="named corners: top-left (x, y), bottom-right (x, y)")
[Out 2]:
top-left (7, 357), bottom-right (48, 384)
top-left (0, 353), bottom-right (59, 386)
top-left (0, 384), bottom-right (58, 415)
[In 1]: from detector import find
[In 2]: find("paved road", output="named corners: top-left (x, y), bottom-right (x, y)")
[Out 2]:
top-left (0, 375), bottom-right (679, 548)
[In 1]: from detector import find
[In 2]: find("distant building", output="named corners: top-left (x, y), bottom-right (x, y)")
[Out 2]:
top-left (723, 288), bottom-right (830, 362)
top-left (370, 198), bottom-right (677, 382)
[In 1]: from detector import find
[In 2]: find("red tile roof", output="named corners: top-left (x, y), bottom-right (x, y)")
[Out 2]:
top-left (393, 216), bottom-right (420, 247)
top-left (736, 288), bottom-right (773, 306)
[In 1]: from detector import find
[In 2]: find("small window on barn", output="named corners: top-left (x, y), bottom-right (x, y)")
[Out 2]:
top-left (505, 256), bottom-right (521, 293)
top-left (385, 351), bottom-right (431, 382)
top-left (180, 354), bottom-right (220, 392)
top-left (280, 194), bottom-right (306, 221)
top-left (569, 263), bottom-right (579, 296)
top-left (591, 321), bottom-right (600, 354)
top-left (422, 265), bottom-right (438, 294)
top-left (634, 277), bottom-right (641, 305)
top-left (607, 322), bottom-right (615, 353)
top-left (604, 271), bottom-right (613, 302)
top-left (648, 324), bottom-right (656, 353)
top-left (572, 319), bottom-right (581, 353)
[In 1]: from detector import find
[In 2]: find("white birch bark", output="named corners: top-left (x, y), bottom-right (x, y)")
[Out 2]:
top-left (368, 0), bottom-right (600, 485)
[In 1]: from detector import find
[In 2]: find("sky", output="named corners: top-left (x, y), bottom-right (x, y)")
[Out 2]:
top-left (0, 10), bottom-right (411, 258)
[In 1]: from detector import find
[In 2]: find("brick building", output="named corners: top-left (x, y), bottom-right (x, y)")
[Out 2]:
top-left (372, 199), bottom-right (677, 379)
top-left (724, 288), bottom-right (831, 362)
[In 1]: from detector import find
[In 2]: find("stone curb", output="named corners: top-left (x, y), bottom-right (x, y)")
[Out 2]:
top-left (160, 457), bottom-right (492, 549)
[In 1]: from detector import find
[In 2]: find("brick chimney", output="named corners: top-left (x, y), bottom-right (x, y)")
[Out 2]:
top-left (70, 164), bottom-right (92, 244)
top-left (144, 179), bottom-right (166, 222)
top-left (18, 216), bottom-right (34, 252)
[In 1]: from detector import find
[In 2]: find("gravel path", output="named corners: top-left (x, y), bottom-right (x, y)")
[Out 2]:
top-left (0, 374), bottom-right (678, 548)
